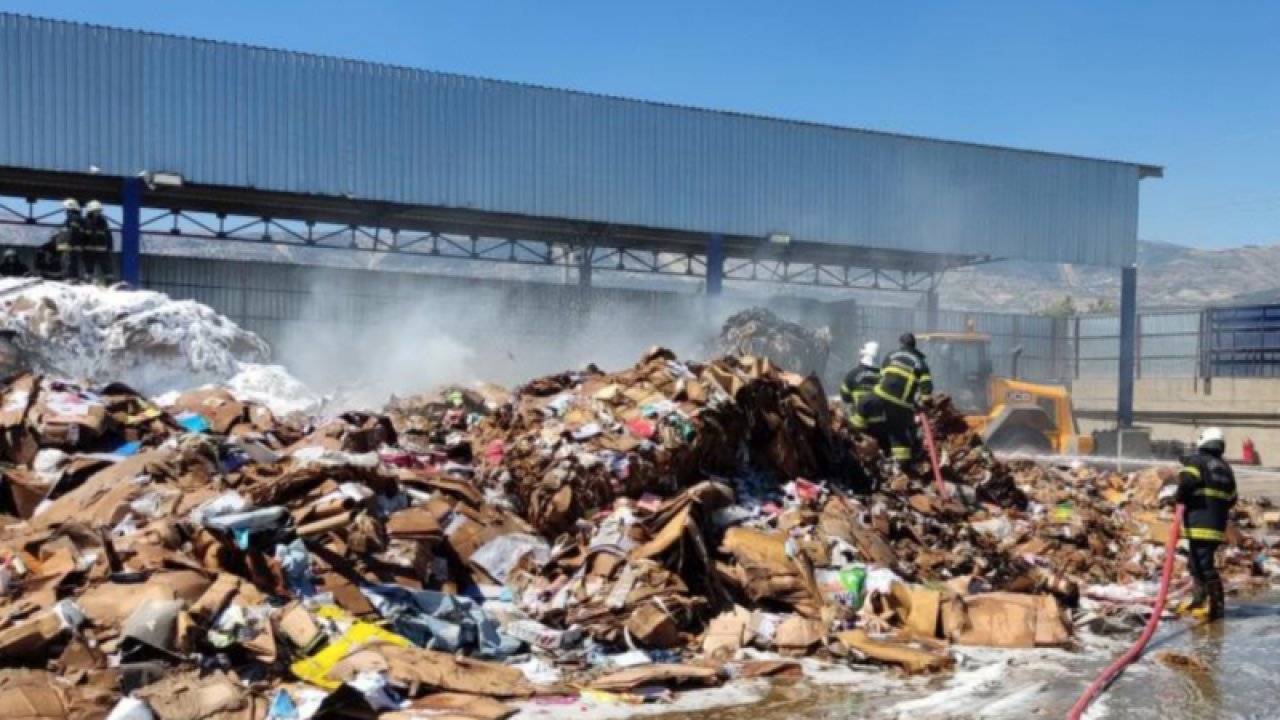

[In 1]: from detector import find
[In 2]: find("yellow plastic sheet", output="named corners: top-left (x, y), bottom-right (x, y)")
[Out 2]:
top-left (290, 609), bottom-right (412, 689)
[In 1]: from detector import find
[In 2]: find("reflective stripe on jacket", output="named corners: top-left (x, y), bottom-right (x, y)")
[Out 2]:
top-left (874, 348), bottom-right (932, 408)
top-left (841, 364), bottom-right (880, 407)
top-left (1176, 452), bottom-right (1237, 541)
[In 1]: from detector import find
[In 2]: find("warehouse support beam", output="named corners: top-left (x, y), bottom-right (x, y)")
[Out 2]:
top-left (706, 234), bottom-right (724, 295)
top-left (926, 289), bottom-right (939, 330)
top-left (1117, 265), bottom-right (1138, 427)
top-left (578, 246), bottom-right (593, 288)
top-left (121, 177), bottom-right (143, 286)
top-left (0, 191), bottom-right (982, 293)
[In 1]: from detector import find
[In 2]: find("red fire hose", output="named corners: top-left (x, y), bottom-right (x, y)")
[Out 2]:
top-left (1067, 504), bottom-right (1184, 720)
top-left (916, 412), bottom-right (948, 498)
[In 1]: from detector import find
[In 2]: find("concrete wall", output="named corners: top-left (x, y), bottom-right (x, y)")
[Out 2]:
top-left (1075, 376), bottom-right (1280, 461)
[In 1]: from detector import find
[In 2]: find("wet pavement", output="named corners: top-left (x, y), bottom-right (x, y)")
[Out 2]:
top-left (659, 592), bottom-right (1280, 720)
top-left (1090, 597), bottom-right (1280, 720)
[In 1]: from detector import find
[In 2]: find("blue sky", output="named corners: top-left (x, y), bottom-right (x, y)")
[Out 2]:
top-left (5, 0), bottom-right (1278, 249)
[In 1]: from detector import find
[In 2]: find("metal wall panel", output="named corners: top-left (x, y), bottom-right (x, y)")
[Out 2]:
top-left (1140, 311), bottom-right (1199, 378)
top-left (1207, 305), bottom-right (1280, 378)
top-left (1072, 310), bottom-right (1202, 378)
top-left (2, 14), bottom-right (1147, 267)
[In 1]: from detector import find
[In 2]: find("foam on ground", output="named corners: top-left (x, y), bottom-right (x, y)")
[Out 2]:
top-left (512, 680), bottom-right (769, 719)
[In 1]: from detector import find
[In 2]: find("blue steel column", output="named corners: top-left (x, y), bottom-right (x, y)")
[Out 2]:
top-left (1117, 265), bottom-right (1138, 427)
top-left (706, 234), bottom-right (724, 296)
top-left (578, 247), bottom-right (593, 288)
top-left (121, 177), bottom-right (143, 285)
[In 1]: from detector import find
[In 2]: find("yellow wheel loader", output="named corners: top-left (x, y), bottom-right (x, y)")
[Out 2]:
top-left (916, 330), bottom-right (1092, 456)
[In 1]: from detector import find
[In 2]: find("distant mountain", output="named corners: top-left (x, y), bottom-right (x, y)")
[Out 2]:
top-left (938, 240), bottom-right (1280, 313)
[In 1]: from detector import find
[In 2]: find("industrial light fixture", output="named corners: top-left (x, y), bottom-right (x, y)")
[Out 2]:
top-left (148, 171), bottom-right (184, 188)
top-left (137, 170), bottom-right (184, 190)
top-left (767, 233), bottom-right (792, 246)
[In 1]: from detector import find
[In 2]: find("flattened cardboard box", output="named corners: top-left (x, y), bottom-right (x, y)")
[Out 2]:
top-left (0, 610), bottom-right (65, 660)
top-left (0, 374), bottom-right (38, 427)
top-left (702, 606), bottom-right (750, 660)
top-left (391, 694), bottom-right (514, 720)
top-left (589, 663), bottom-right (722, 691)
top-left (952, 592), bottom-right (1070, 649)
top-left (33, 449), bottom-right (176, 530)
top-left (836, 629), bottom-right (953, 674)
top-left (0, 682), bottom-right (68, 720)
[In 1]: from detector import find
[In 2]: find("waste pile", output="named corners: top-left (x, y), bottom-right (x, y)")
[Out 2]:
top-left (716, 308), bottom-right (832, 378)
top-left (469, 349), bottom-right (865, 536)
top-left (0, 278), bottom-right (321, 415)
top-left (1, 349), bottom-right (1278, 720)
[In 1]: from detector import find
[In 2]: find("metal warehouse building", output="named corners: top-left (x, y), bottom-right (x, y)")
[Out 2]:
top-left (0, 13), bottom-right (1160, 421)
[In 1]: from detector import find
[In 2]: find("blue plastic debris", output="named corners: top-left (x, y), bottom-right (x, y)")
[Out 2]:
top-left (177, 413), bottom-right (211, 433)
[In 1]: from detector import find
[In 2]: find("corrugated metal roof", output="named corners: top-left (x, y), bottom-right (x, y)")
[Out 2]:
top-left (1, 14), bottom-right (1155, 267)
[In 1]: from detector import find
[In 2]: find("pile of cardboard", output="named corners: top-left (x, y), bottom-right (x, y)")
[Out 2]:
top-left (384, 384), bottom-right (508, 454)
top-left (469, 348), bottom-right (865, 535)
top-left (1, 351), bottom-right (1277, 719)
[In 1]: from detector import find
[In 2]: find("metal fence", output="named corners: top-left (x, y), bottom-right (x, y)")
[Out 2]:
top-left (130, 255), bottom-right (1280, 385)
top-left (1073, 309), bottom-right (1203, 379)
top-left (1206, 305), bottom-right (1280, 378)
top-left (857, 306), bottom-right (1067, 382)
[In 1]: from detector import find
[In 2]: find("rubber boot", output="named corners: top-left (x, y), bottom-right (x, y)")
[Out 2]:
top-left (1206, 580), bottom-right (1225, 622)
top-left (1177, 584), bottom-right (1207, 616)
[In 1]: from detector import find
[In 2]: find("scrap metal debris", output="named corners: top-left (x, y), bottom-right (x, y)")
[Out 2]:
top-left (716, 308), bottom-right (832, 377)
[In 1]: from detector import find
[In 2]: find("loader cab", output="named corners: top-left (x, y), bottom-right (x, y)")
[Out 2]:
top-left (917, 332), bottom-right (992, 416)
top-left (917, 327), bottom-right (1087, 456)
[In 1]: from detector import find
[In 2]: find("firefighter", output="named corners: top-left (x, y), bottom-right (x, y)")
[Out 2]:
top-left (82, 200), bottom-right (113, 282)
top-left (873, 332), bottom-right (934, 463)
top-left (1167, 427), bottom-right (1236, 621)
top-left (57, 198), bottom-right (86, 281)
top-left (840, 341), bottom-right (881, 415)
top-left (851, 391), bottom-right (891, 458)
top-left (845, 342), bottom-right (889, 451)
top-left (0, 249), bottom-right (29, 278)
top-left (34, 238), bottom-right (63, 280)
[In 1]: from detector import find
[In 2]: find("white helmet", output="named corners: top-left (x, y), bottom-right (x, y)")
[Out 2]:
top-left (62, 198), bottom-right (80, 211)
top-left (859, 341), bottom-right (880, 367)
top-left (1197, 427), bottom-right (1225, 451)
top-left (86, 200), bottom-right (103, 214)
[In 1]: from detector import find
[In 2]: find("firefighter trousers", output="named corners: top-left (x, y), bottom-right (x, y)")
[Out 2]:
top-left (882, 402), bottom-right (919, 462)
top-left (1188, 539), bottom-right (1224, 619)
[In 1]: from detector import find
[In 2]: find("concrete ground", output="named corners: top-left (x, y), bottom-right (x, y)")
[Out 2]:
top-left (1236, 469), bottom-right (1280, 503)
